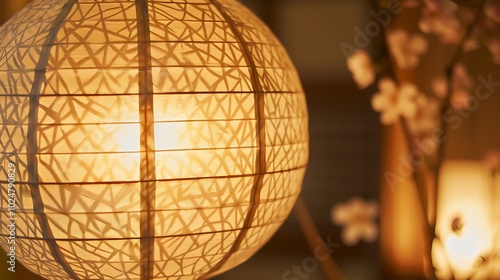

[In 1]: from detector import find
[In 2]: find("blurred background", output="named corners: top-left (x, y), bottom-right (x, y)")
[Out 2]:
top-left (2, 0), bottom-right (499, 280)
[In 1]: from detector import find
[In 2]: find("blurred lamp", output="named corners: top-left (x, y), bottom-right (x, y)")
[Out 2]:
top-left (433, 161), bottom-right (500, 279)
top-left (0, 0), bottom-right (309, 279)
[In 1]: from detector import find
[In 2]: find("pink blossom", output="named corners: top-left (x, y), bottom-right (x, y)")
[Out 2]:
top-left (371, 78), bottom-right (419, 125)
top-left (419, 0), bottom-right (463, 44)
top-left (387, 29), bottom-right (428, 70)
top-left (464, 38), bottom-right (480, 52)
top-left (331, 197), bottom-right (378, 246)
top-left (432, 65), bottom-right (474, 109)
top-left (432, 77), bottom-right (448, 99)
top-left (347, 50), bottom-right (376, 89)
top-left (407, 95), bottom-right (441, 136)
top-left (459, 7), bottom-right (495, 53)
top-left (488, 38), bottom-right (500, 65)
top-left (451, 91), bottom-right (471, 109)
top-left (451, 64), bottom-right (474, 109)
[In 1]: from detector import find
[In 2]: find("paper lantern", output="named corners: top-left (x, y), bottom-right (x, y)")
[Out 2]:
top-left (432, 161), bottom-right (500, 279)
top-left (0, 0), bottom-right (308, 279)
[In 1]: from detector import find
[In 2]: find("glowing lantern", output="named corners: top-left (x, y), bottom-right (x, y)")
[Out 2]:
top-left (433, 161), bottom-right (500, 279)
top-left (0, 0), bottom-right (309, 279)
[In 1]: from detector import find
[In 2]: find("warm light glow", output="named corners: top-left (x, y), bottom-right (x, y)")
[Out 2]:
top-left (0, 0), bottom-right (309, 279)
top-left (433, 161), bottom-right (496, 279)
top-left (97, 123), bottom-right (141, 152)
top-left (153, 123), bottom-right (180, 150)
top-left (444, 230), bottom-right (481, 270)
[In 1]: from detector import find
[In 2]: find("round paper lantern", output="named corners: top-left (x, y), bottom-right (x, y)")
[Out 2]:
top-left (0, 0), bottom-right (308, 279)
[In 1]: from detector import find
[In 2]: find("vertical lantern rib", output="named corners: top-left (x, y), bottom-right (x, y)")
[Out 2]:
top-left (26, 0), bottom-right (79, 279)
top-left (135, 0), bottom-right (157, 279)
top-left (201, 0), bottom-right (267, 278)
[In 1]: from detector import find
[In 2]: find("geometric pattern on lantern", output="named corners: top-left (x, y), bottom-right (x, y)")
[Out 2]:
top-left (0, 0), bottom-right (308, 279)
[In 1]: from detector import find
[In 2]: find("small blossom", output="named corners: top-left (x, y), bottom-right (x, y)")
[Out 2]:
top-left (419, 0), bottom-right (463, 44)
top-left (347, 50), bottom-right (376, 89)
top-left (484, 150), bottom-right (500, 170)
top-left (451, 91), bottom-right (471, 109)
top-left (459, 7), bottom-right (496, 53)
top-left (371, 78), bottom-right (419, 125)
top-left (387, 29), bottom-right (428, 70)
top-left (485, 1), bottom-right (500, 23)
top-left (451, 64), bottom-right (474, 109)
top-left (432, 77), bottom-right (448, 99)
top-left (488, 38), bottom-right (500, 65)
top-left (431, 64), bottom-right (473, 109)
top-left (407, 94), bottom-right (441, 136)
top-left (464, 38), bottom-right (480, 52)
top-left (331, 197), bottom-right (379, 246)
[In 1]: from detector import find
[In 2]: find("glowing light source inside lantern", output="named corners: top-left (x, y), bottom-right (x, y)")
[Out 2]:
top-left (434, 161), bottom-right (494, 279)
top-left (154, 122), bottom-right (186, 151)
top-left (444, 225), bottom-right (483, 270)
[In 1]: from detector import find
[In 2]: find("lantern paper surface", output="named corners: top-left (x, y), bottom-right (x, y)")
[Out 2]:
top-left (0, 0), bottom-right (309, 279)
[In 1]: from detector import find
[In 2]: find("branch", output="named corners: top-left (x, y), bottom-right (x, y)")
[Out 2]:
top-left (294, 197), bottom-right (346, 280)
top-left (434, 0), bottom-right (488, 253)
top-left (431, 1), bottom-right (487, 279)
top-left (401, 120), bottom-right (439, 280)
top-left (441, 0), bottom-right (487, 112)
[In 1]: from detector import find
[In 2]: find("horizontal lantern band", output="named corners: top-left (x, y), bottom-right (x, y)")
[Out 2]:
top-left (0, 168), bottom-right (304, 212)
top-left (0, 165), bottom-right (307, 184)
top-left (0, 192), bottom-right (301, 214)
top-left (0, 91), bottom-right (303, 97)
top-left (0, 42), bottom-right (287, 54)
top-left (0, 142), bottom-right (308, 154)
top-left (8, 231), bottom-right (272, 260)
top-left (1, 124), bottom-right (307, 152)
top-left (1, 93), bottom-right (306, 123)
top-left (0, 117), bottom-right (308, 125)
top-left (0, 214), bottom-right (291, 239)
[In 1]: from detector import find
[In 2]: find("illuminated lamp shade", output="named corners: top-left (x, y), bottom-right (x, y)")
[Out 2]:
top-left (433, 161), bottom-right (500, 279)
top-left (0, 0), bottom-right (308, 279)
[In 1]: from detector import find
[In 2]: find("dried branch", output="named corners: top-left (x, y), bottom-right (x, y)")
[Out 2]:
top-left (294, 197), bottom-right (346, 280)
